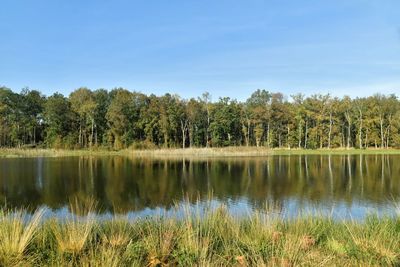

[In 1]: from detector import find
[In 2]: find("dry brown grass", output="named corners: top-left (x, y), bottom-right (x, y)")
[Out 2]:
top-left (2, 147), bottom-right (400, 159)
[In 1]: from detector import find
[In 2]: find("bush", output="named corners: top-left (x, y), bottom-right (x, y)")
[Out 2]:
top-left (129, 140), bottom-right (157, 150)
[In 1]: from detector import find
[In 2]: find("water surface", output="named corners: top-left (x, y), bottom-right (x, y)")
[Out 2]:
top-left (0, 154), bottom-right (399, 219)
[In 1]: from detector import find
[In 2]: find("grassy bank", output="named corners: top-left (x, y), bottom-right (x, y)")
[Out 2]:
top-left (1, 147), bottom-right (400, 158)
top-left (129, 147), bottom-right (400, 158)
top-left (0, 148), bottom-right (120, 158)
top-left (1, 206), bottom-right (400, 266)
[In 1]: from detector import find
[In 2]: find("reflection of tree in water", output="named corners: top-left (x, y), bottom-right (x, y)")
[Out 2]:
top-left (0, 155), bottom-right (400, 214)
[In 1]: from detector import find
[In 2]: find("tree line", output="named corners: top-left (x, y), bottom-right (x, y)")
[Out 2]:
top-left (0, 86), bottom-right (399, 149)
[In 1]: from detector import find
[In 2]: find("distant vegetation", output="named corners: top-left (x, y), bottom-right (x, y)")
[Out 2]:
top-left (1, 202), bottom-right (400, 266)
top-left (1, 86), bottom-right (400, 150)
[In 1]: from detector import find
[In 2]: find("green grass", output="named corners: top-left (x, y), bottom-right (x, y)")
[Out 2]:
top-left (1, 205), bottom-right (400, 266)
top-left (1, 146), bottom-right (400, 158)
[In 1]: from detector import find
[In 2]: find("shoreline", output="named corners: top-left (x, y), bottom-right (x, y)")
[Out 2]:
top-left (0, 147), bottom-right (400, 158)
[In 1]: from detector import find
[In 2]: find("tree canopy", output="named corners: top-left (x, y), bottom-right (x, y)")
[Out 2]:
top-left (1, 86), bottom-right (400, 149)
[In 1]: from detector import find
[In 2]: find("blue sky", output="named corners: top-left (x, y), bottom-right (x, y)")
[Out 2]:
top-left (1, 0), bottom-right (399, 100)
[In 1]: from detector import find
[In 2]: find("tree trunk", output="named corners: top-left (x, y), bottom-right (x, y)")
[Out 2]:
top-left (380, 115), bottom-right (384, 148)
top-left (386, 127), bottom-right (390, 148)
top-left (358, 109), bottom-right (363, 149)
top-left (298, 121), bottom-right (302, 149)
top-left (278, 132), bottom-right (281, 148)
top-left (387, 127), bottom-right (390, 148)
top-left (180, 119), bottom-right (188, 149)
top-left (304, 120), bottom-right (308, 149)
top-left (247, 120), bottom-right (250, 146)
top-left (345, 112), bottom-right (351, 149)
top-left (79, 124), bottom-right (82, 147)
top-left (328, 111), bottom-right (332, 149)
top-left (189, 123), bottom-right (194, 148)
top-left (164, 132), bottom-right (169, 148)
top-left (386, 114), bottom-right (392, 149)
top-left (340, 127), bottom-right (344, 148)
top-left (206, 108), bottom-right (210, 148)
top-left (242, 120), bottom-right (250, 147)
top-left (91, 118), bottom-right (94, 148)
top-left (33, 126), bottom-right (36, 145)
top-left (347, 124), bottom-right (351, 149)
top-left (267, 122), bottom-right (270, 148)
top-left (182, 129), bottom-right (186, 148)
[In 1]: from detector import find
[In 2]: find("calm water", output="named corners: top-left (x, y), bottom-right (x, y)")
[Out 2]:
top-left (1, 154), bottom-right (400, 219)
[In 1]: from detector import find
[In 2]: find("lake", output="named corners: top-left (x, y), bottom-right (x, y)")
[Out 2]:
top-left (0, 154), bottom-right (399, 219)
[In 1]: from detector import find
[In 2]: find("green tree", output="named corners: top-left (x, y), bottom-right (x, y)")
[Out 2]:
top-left (21, 89), bottom-right (45, 146)
top-left (291, 93), bottom-right (306, 148)
top-left (186, 98), bottom-right (207, 147)
top-left (69, 88), bottom-right (97, 148)
top-left (210, 97), bottom-right (242, 146)
top-left (93, 89), bottom-right (111, 146)
top-left (246, 89), bottom-right (272, 147)
top-left (0, 87), bottom-right (14, 146)
top-left (105, 89), bottom-right (133, 149)
top-left (201, 92), bottom-right (212, 147)
top-left (43, 93), bottom-right (73, 148)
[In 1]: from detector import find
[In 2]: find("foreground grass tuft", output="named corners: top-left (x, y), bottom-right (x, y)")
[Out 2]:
top-left (51, 197), bottom-right (96, 255)
top-left (0, 206), bottom-right (399, 266)
top-left (0, 209), bottom-right (44, 266)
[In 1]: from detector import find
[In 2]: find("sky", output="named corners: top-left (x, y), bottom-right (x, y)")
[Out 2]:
top-left (1, 0), bottom-right (399, 101)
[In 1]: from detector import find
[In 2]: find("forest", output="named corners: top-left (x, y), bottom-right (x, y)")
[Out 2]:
top-left (0, 86), bottom-right (399, 150)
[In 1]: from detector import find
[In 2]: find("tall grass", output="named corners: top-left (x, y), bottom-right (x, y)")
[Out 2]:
top-left (0, 203), bottom-right (399, 266)
top-left (0, 208), bottom-right (44, 266)
top-left (50, 197), bottom-right (96, 255)
top-left (1, 147), bottom-right (400, 158)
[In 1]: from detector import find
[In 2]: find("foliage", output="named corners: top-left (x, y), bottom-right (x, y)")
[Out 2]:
top-left (1, 87), bottom-right (400, 149)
